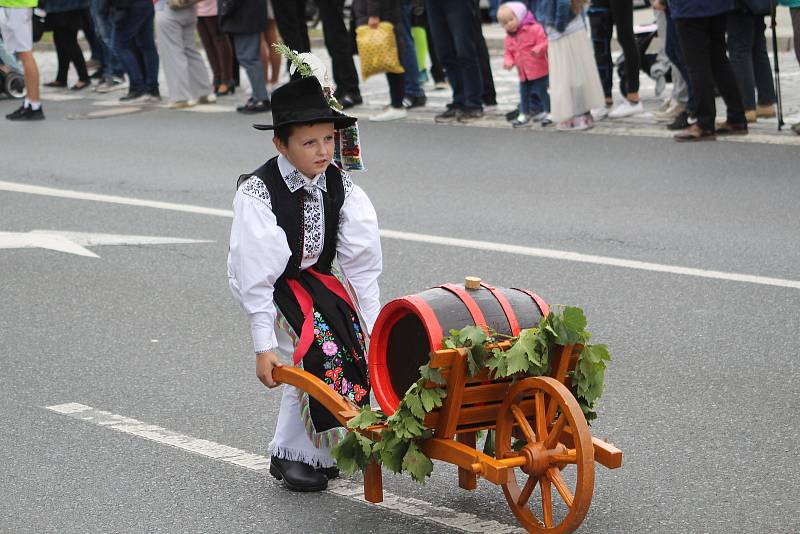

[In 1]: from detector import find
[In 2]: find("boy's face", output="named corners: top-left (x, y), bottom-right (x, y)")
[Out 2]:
top-left (498, 9), bottom-right (519, 33)
top-left (273, 122), bottom-right (336, 178)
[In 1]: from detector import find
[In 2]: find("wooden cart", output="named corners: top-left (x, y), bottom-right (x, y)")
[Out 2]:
top-left (273, 340), bottom-right (622, 534)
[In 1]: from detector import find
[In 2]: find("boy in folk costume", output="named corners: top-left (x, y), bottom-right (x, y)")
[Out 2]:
top-left (227, 74), bottom-right (382, 492)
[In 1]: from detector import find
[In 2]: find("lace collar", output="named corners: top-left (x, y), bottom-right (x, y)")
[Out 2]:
top-left (277, 155), bottom-right (327, 193)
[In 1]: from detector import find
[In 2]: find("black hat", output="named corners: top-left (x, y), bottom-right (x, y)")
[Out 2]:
top-left (253, 76), bottom-right (357, 131)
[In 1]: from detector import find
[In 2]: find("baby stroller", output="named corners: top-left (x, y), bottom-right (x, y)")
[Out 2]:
top-left (0, 36), bottom-right (26, 99)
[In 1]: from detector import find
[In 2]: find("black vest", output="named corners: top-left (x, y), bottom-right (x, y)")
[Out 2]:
top-left (242, 156), bottom-right (345, 280)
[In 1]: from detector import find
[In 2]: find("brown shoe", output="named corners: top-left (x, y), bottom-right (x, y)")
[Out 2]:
top-left (756, 104), bottom-right (776, 118)
top-left (715, 121), bottom-right (748, 135)
top-left (744, 110), bottom-right (757, 123)
top-left (674, 123), bottom-right (716, 142)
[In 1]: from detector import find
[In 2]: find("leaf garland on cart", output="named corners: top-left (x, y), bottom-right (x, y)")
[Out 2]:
top-left (331, 306), bottom-right (612, 484)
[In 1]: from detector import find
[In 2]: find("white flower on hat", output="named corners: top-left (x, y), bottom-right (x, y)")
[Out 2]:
top-left (290, 52), bottom-right (330, 89)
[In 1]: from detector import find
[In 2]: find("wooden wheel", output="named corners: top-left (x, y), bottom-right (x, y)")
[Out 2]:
top-left (495, 377), bottom-right (594, 534)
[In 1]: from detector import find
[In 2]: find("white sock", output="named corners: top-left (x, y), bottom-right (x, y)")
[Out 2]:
top-left (23, 99), bottom-right (41, 110)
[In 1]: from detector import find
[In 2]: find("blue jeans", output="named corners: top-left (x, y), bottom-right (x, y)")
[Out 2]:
top-left (114, 0), bottom-right (159, 92)
top-left (665, 10), bottom-right (696, 114)
top-left (726, 12), bottom-right (776, 110)
top-left (232, 32), bottom-right (269, 102)
top-left (519, 76), bottom-right (550, 115)
top-left (91, 0), bottom-right (124, 76)
top-left (399, 4), bottom-right (424, 98)
top-left (424, 0), bottom-right (483, 110)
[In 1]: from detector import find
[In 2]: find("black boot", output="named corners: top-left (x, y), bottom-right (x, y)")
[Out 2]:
top-left (269, 456), bottom-right (328, 492)
top-left (316, 466), bottom-right (340, 479)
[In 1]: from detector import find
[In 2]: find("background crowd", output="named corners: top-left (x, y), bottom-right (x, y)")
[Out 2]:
top-left (1, 0), bottom-right (799, 139)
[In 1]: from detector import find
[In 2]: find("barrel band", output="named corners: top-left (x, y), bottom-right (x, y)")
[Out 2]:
top-left (513, 288), bottom-right (550, 317)
top-left (480, 282), bottom-right (520, 336)
top-left (439, 283), bottom-right (489, 334)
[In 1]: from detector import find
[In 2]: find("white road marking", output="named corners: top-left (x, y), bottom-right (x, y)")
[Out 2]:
top-left (0, 230), bottom-right (212, 258)
top-left (46, 403), bottom-right (523, 533)
top-left (2, 180), bottom-right (799, 289)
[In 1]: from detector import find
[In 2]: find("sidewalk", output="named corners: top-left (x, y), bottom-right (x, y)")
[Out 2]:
top-left (20, 39), bottom-right (800, 146)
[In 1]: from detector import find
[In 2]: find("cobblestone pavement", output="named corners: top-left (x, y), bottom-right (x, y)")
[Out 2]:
top-left (14, 37), bottom-right (800, 146)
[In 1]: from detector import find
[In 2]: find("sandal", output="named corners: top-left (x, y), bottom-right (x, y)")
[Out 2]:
top-left (70, 80), bottom-right (90, 91)
top-left (674, 123), bottom-right (716, 142)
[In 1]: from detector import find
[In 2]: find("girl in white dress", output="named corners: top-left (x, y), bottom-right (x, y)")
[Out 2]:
top-left (227, 75), bottom-right (382, 492)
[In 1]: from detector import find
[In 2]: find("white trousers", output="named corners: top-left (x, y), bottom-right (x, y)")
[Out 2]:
top-left (155, 6), bottom-right (212, 102)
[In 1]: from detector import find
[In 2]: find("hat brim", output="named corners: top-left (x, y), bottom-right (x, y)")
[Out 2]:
top-left (253, 113), bottom-right (357, 131)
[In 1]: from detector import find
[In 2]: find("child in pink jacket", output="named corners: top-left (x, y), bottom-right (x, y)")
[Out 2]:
top-left (499, 2), bottom-right (551, 127)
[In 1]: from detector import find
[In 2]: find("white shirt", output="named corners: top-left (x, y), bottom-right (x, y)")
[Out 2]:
top-left (227, 155), bottom-right (382, 355)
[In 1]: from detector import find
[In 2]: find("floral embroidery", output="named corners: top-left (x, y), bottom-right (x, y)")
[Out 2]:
top-left (302, 188), bottom-right (324, 259)
top-left (341, 170), bottom-right (354, 198)
top-left (313, 309), bottom-right (368, 405)
top-left (283, 168), bottom-right (306, 192)
top-left (239, 176), bottom-right (271, 208)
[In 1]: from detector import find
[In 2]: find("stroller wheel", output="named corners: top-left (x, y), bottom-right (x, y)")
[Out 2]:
top-left (5, 71), bottom-right (27, 99)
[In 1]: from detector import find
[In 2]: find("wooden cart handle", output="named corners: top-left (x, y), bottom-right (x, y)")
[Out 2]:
top-left (272, 366), bottom-right (358, 428)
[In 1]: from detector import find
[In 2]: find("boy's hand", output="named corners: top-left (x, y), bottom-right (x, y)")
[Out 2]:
top-left (368, 16), bottom-right (380, 29)
top-left (256, 351), bottom-right (283, 388)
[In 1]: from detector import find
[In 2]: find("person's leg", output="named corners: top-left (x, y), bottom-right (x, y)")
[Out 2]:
top-left (751, 15), bottom-right (776, 107)
top-left (399, 3), bottom-right (424, 98)
top-left (17, 51), bottom-right (40, 103)
top-left (422, 8), bottom-right (445, 84)
top-left (792, 8), bottom-right (800, 66)
top-left (272, 0), bottom-right (310, 53)
top-left (181, 10), bottom-right (212, 100)
top-left (115, 5), bottom-right (146, 91)
top-left (469, 0), bottom-right (493, 106)
top-left (52, 27), bottom-right (71, 84)
top-left (64, 25), bottom-right (90, 83)
top-left (81, 7), bottom-right (103, 63)
top-left (588, 2), bottom-right (613, 102)
top-left (315, 0), bottom-right (360, 97)
top-left (425, 0), bottom-right (462, 108)
top-left (386, 72), bottom-right (404, 108)
top-left (532, 75), bottom-right (550, 114)
top-left (215, 22), bottom-right (235, 89)
top-left (132, 1), bottom-right (159, 93)
top-left (676, 16), bottom-right (716, 132)
top-left (609, 0), bottom-right (639, 99)
top-left (444, 0), bottom-right (482, 110)
top-left (665, 10), bottom-right (695, 115)
top-left (197, 16), bottom-right (221, 87)
top-left (519, 80), bottom-right (532, 116)
top-left (708, 13), bottom-right (746, 126)
top-left (155, 8), bottom-right (189, 102)
top-left (726, 11), bottom-right (756, 111)
top-left (233, 32), bottom-right (269, 102)
top-left (264, 18), bottom-right (282, 84)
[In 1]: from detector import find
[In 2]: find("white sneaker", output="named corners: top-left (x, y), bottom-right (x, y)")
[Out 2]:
top-left (369, 107), bottom-right (407, 122)
top-left (608, 99), bottom-right (644, 119)
top-left (591, 106), bottom-right (610, 121)
top-left (198, 94), bottom-right (216, 104)
top-left (531, 111), bottom-right (548, 121)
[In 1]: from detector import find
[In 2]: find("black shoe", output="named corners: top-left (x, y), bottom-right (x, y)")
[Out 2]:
top-left (667, 111), bottom-right (690, 131)
top-left (148, 88), bottom-right (162, 102)
top-left (119, 90), bottom-right (148, 102)
top-left (237, 98), bottom-right (271, 114)
top-left (457, 108), bottom-right (484, 123)
top-left (434, 107), bottom-right (460, 123)
top-left (338, 92), bottom-right (363, 110)
top-left (506, 107), bottom-right (520, 122)
top-left (317, 466), bottom-right (340, 479)
top-left (6, 104), bottom-right (44, 121)
top-left (402, 94), bottom-right (427, 109)
top-left (269, 456), bottom-right (328, 492)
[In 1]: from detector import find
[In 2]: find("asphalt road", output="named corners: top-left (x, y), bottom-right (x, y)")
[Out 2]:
top-left (1, 101), bottom-right (799, 534)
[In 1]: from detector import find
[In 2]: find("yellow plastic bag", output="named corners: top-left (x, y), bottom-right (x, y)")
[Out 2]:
top-left (355, 22), bottom-right (405, 81)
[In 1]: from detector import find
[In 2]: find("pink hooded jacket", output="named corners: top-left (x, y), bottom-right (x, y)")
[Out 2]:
top-left (503, 15), bottom-right (549, 82)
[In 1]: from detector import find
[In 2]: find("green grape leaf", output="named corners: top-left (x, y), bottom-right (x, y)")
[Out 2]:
top-left (347, 406), bottom-right (385, 430)
top-left (378, 432), bottom-right (409, 473)
top-left (404, 390), bottom-right (426, 419)
top-left (402, 442), bottom-right (434, 483)
top-left (420, 386), bottom-right (446, 412)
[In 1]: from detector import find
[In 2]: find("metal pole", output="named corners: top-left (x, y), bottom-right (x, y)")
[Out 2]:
top-left (770, 0), bottom-right (785, 130)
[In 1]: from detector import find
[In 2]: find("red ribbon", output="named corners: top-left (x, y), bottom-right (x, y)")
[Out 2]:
top-left (286, 268), bottom-right (357, 365)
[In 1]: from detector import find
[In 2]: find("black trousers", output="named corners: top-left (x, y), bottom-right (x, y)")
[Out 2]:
top-left (675, 14), bottom-right (745, 131)
top-left (590, 0), bottom-right (639, 97)
top-left (272, 0), bottom-right (360, 95)
top-left (470, 0), bottom-right (496, 105)
top-left (54, 27), bottom-right (90, 84)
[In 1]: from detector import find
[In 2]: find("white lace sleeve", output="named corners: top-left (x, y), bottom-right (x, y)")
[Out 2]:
top-left (227, 177), bottom-right (291, 354)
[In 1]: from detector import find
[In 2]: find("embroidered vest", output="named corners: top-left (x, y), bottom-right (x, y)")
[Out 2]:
top-left (242, 156), bottom-right (345, 279)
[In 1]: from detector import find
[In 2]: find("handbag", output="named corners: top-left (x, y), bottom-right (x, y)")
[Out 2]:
top-left (168, 0), bottom-right (201, 9)
top-left (355, 22), bottom-right (404, 81)
top-left (32, 8), bottom-right (48, 43)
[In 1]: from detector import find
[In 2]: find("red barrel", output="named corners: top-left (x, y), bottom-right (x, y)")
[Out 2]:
top-left (368, 280), bottom-right (549, 415)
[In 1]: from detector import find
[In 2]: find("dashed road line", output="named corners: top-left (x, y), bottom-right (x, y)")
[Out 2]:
top-left (45, 402), bottom-right (523, 534)
top-left (2, 180), bottom-right (798, 289)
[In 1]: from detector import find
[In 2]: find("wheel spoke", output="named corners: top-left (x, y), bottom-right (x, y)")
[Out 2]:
top-left (547, 467), bottom-right (574, 507)
top-left (511, 405), bottom-right (536, 443)
top-left (534, 391), bottom-right (547, 442)
top-left (517, 475), bottom-right (537, 507)
top-left (544, 413), bottom-right (567, 450)
top-left (541, 476), bottom-right (553, 528)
